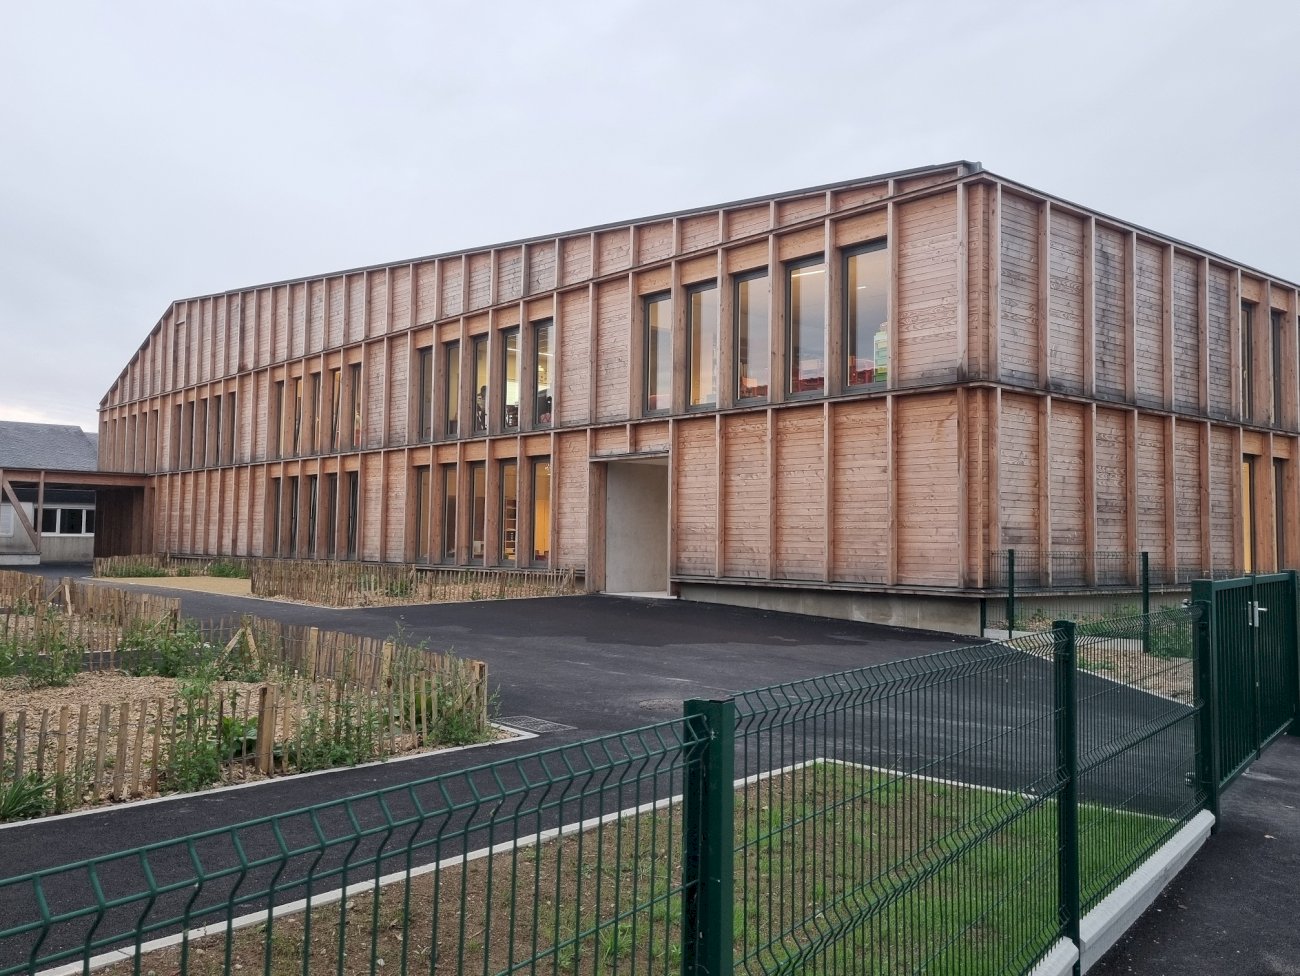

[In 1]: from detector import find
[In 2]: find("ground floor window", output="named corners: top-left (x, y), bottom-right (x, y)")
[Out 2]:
top-left (532, 458), bottom-right (551, 566)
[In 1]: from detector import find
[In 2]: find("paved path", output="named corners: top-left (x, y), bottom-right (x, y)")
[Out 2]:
top-left (1092, 734), bottom-right (1300, 976)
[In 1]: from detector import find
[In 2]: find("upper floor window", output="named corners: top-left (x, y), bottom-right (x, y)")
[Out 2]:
top-left (735, 271), bottom-right (770, 402)
top-left (1270, 309), bottom-right (1283, 426)
top-left (472, 336), bottom-right (488, 433)
top-left (688, 283), bottom-right (719, 409)
top-left (328, 367), bottom-right (342, 451)
top-left (444, 341), bottom-right (460, 438)
top-left (787, 257), bottom-right (827, 396)
top-left (533, 319), bottom-right (553, 428)
top-left (845, 241), bottom-right (889, 388)
top-left (502, 328), bottom-right (520, 431)
top-left (417, 347), bottom-right (434, 441)
top-left (645, 293), bottom-right (672, 414)
top-left (347, 363), bottom-right (363, 449)
top-left (1241, 301), bottom-right (1256, 422)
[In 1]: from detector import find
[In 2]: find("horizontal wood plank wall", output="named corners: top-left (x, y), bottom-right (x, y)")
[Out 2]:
top-left (895, 393), bottom-right (960, 586)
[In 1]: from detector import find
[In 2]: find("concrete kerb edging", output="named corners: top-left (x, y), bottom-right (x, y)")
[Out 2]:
top-left (1030, 810), bottom-right (1216, 976)
top-left (0, 723), bottom-right (537, 835)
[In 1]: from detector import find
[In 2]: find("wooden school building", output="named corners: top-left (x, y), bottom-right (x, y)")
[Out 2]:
top-left (95, 161), bottom-right (1299, 633)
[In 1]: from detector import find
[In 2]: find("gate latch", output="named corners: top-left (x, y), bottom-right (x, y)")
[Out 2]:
top-left (1250, 602), bottom-right (1269, 628)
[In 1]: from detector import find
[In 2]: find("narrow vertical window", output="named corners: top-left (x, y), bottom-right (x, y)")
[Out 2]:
top-left (472, 336), bottom-right (489, 433)
top-left (688, 283), bottom-right (719, 408)
top-left (291, 377), bottom-right (303, 455)
top-left (414, 466), bottom-right (431, 563)
top-left (532, 458), bottom-right (551, 566)
top-left (417, 347), bottom-right (434, 441)
top-left (224, 393), bottom-right (236, 463)
top-left (348, 363), bottom-right (363, 449)
top-left (325, 473), bottom-right (338, 558)
top-left (502, 329), bottom-right (521, 430)
top-left (306, 474), bottom-right (318, 558)
top-left (270, 477), bottom-right (282, 556)
top-left (441, 463), bottom-right (458, 562)
top-left (329, 367), bottom-right (342, 450)
top-left (1274, 458), bottom-right (1286, 571)
top-left (272, 382), bottom-right (285, 458)
top-left (735, 272), bottom-right (770, 401)
top-left (845, 241), bottom-right (889, 387)
top-left (346, 471), bottom-right (359, 559)
top-left (1241, 301), bottom-right (1255, 422)
top-left (533, 319), bottom-right (553, 427)
top-left (1271, 309), bottom-right (1284, 426)
top-left (644, 293), bottom-right (672, 413)
top-left (308, 372), bottom-right (321, 453)
top-left (787, 257), bottom-right (827, 395)
top-left (470, 462), bottom-right (486, 563)
top-left (499, 460), bottom-right (518, 566)
top-left (1242, 456), bottom-right (1257, 573)
top-left (287, 476), bottom-right (300, 557)
top-left (213, 395), bottom-right (223, 465)
top-left (444, 341), bottom-right (460, 437)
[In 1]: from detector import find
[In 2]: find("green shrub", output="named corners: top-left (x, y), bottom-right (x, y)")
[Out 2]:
top-left (0, 611), bottom-right (84, 688)
top-left (207, 560), bottom-right (249, 579)
top-left (291, 690), bottom-right (384, 772)
top-left (0, 771), bottom-right (64, 821)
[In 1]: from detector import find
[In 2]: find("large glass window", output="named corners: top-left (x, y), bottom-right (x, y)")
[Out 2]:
top-left (473, 336), bottom-right (489, 433)
top-left (645, 293), bottom-right (672, 413)
top-left (688, 283), bottom-right (719, 408)
top-left (1275, 458), bottom-right (1287, 571)
top-left (441, 464), bottom-right (458, 562)
top-left (533, 319), bottom-right (553, 427)
top-left (787, 258), bottom-right (827, 395)
top-left (269, 477), bottom-right (281, 555)
top-left (845, 242), bottom-right (889, 387)
top-left (502, 329), bottom-right (520, 431)
top-left (499, 460), bottom-right (518, 566)
top-left (445, 341), bottom-right (460, 438)
top-left (417, 347), bottom-right (433, 441)
top-left (735, 272), bottom-right (770, 401)
top-left (532, 458), bottom-right (551, 566)
top-left (287, 476), bottom-right (300, 557)
top-left (272, 383), bottom-right (284, 458)
top-left (307, 372), bottom-right (321, 453)
top-left (470, 462), bottom-right (486, 563)
top-left (1242, 456), bottom-right (1257, 573)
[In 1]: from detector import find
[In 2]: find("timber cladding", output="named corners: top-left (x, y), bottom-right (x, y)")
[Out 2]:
top-left (96, 161), bottom-right (1300, 612)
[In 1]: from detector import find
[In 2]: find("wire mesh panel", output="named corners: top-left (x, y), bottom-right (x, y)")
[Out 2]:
top-left (0, 719), bottom-right (707, 976)
top-left (1046, 608), bottom-right (1204, 913)
top-left (729, 634), bottom-right (1066, 976)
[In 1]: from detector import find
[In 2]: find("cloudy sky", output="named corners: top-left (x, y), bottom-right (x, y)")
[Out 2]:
top-left (2, 1), bottom-right (1297, 432)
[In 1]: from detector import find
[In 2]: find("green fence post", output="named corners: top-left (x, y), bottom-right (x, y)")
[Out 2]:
top-left (1141, 552), bottom-right (1151, 654)
top-left (1191, 584), bottom-right (1221, 830)
top-left (1289, 570), bottom-right (1300, 738)
top-left (1052, 620), bottom-right (1081, 971)
top-left (1008, 549), bottom-right (1017, 636)
top-left (682, 698), bottom-right (735, 976)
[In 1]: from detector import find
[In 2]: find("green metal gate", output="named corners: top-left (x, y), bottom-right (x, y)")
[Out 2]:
top-left (1193, 572), bottom-right (1300, 792)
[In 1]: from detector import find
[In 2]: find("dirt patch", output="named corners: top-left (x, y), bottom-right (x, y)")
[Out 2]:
top-left (108, 576), bottom-right (254, 597)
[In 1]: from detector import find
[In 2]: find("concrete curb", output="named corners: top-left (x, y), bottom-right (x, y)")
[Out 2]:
top-left (1030, 810), bottom-right (1215, 976)
top-left (1079, 810), bottom-right (1215, 970)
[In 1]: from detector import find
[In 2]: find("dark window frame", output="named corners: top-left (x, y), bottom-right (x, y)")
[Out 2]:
top-left (643, 291), bottom-right (673, 416)
top-left (843, 238), bottom-right (890, 390)
top-left (785, 254), bottom-right (828, 399)
top-left (686, 280), bottom-right (720, 410)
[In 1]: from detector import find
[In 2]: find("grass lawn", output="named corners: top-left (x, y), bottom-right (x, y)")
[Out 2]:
top-left (96, 763), bottom-right (1172, 976)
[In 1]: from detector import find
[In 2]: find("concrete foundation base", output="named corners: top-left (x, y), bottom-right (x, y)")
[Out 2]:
top-left (675, 582), bottom-right (982, 636)
top-left (0, 554), bottom-right (40, 567)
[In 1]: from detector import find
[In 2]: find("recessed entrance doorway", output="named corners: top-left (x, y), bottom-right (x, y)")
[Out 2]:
top-left (602, 457), bottom-right (669, 597)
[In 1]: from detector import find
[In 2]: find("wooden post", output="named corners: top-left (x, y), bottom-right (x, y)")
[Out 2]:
top-left (256, 685), bottom-right (276, 775)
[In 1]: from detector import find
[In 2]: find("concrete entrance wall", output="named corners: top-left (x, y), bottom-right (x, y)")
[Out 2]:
top-left (604, 460), bottom-right (668, 593)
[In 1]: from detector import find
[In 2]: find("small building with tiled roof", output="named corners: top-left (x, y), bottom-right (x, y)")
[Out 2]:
top-left (0, 421), bottom-right (100, 564)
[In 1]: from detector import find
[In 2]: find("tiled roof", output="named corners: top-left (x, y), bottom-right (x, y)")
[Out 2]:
top-left (0, 422), bottom-right (99, 471)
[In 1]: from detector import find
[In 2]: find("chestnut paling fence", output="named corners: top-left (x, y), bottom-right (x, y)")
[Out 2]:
top-left (1, 595), bottom-right (1271, 976)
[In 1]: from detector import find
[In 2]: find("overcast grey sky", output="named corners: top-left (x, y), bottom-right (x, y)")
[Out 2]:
top-left (2, 0), bottom-right (1297, 432)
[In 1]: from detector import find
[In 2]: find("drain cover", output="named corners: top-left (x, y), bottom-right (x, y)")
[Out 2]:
top-left (497, 716), bottom-right (577, 734)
